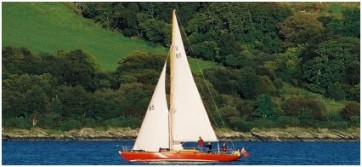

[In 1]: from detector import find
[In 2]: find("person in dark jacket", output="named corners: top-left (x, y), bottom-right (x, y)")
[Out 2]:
top-left (206, 142), bottom-right (212, 153)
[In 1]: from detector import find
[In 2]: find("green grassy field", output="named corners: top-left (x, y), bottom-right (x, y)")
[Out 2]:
top-left (2, 2), bottom-right (218, 72)
top-left (3, 2), bottom-right (166, 71)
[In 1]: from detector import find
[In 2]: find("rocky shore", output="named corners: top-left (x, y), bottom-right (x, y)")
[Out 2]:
top-left (2, 127), bottom-right (360, 141)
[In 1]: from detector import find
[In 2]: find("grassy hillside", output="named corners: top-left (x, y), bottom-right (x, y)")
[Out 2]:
top-left (2, 2), bottom-right (167, 71)
top-left (2, 2), bottom-right (217, 72)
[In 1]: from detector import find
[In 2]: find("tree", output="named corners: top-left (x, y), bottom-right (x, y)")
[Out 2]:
top-left (2, 46), bottom-right (43, 75)
top-left (253, 94), bottom-right (275, 118)
top-left (236, 69), bottom-right (260, 99)
top-left (114, 52), bottom-right (165, 87)
top-left (192, 41), bottom-right (220, 61)
top-left (325, 8), bottom-right (360, 38)
top-left (24, 85), bottom-right (50, 126)
top-left (278, 13), bottom-right (324, 48)
top-left (118, 83), bottom-right (152, 118)
top-left (264, 46), bottom-right (303, 83)
top-left (139, 18), bottom-right (170, 46)
top-left (56, 50), bottom-right (100, 92)
top-left (302, 37), bottom-right (359, 94)
top-left (340, 102), bottom-right (360, 121)
top-left (256, 76), bottom-right (277, 96)
top-left (282, 97), bottom-right (324, 124)
top-left (57, 85), bottom-right (88, 119)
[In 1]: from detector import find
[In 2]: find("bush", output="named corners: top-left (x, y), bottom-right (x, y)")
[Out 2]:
top-left (102, 117), bottom-right (141, 128)
top-left (4, 117), bottom-right (32, 129)
top-left (320, 121), bottom-right (349, 129)
top-left (253, 94), bottom-right (276, 118)
top-left (326, 84), bottom-right (345, 100)
top-left (276, 116), bottom-right (299, 127)
top-left (60, 119), bottom-right (82, 131)
top-left (83, 118), bottom-right (97, 128)
top-left (274, 78), bottom-right (284, 90)
top-left (340, 102), bottom-right (360, 121)
top-left (252, 118), bottom-right (279, 129)
top-left (236, 100), bottom-right (255, 117)
top-left (282, 97), bottom-right (325, 121)
top-left (350, 116), bottom-right (360, 127)
top-left (230, 119), bottom-right (253, 132)
top-left (345, 85), bottom-right (359, 101)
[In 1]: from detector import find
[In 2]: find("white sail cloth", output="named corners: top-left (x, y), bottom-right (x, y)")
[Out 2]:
top-left (133, 64), bottom-right (169, 152)
top-left (132, 10), bottom-right (218, 152)
top-left (170, 10), bottom-right (218, 142)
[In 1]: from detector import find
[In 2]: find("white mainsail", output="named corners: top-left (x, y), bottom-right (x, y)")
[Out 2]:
top-left (133, 63), bottom-right (169, 152)
top-left (132, 10), bottom-right (218, 152)
top-left (170, 10), bottom-right (218, 142)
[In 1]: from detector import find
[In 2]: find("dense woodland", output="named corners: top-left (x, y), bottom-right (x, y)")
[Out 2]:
top-left (2, 2), bottom-right (360, 131)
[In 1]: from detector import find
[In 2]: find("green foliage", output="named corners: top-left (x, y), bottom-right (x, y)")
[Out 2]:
top-left (60, 119), bottom-right (82, 131)
top-left (340, 102), bottom-right (360, 121)
top-left (265, 46), bottom-right (303, 83)
top-left (257, 76), bottom-right (277, 96)
top-left (2, 46), bottom-right (43, 75)
top-left (3, 117), bottom-right (32, 129)
top-left (102, 117), bottom-right (141, 128)
top-left (325, 8), bottom-right (360, 38)
top-left (2, 2), bottom-right (360, 132)
top-left (326, 83), bottom-right (345, 100)
top-left (114, 52), bottom-right (165, 86)
top-left (276, 116), bottom-right (299, 127)
top-left (278, 13), bottom-right (324, 48)
top-left (55, 50), bottom-right (100, 91)
top-left (57, 85), bottom-right (87, 118)
top-left (252, 118), bottom-right (280, 129)
top-left (82, 118), bottom-right (97, 128)
top-left (282, 97), bottom-right (325, 125)
top-left (192, 41), bottom-right (220, 61)
top-left (253, 94), bottom-right (276, 118)
top-left (302, 37), bottom-right (359, 96)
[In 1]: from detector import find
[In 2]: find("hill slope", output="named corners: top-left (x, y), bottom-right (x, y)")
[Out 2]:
top-left (2, 2), bottom-right (166, 71)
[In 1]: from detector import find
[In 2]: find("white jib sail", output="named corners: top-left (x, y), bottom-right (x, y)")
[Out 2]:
top-left (170, 10), bottom-right (218, 142)
top-left (133, 63), bottom-right (169, 152)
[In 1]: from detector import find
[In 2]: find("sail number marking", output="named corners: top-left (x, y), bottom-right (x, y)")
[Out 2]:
top-left (175, 46), bottom-right (182, 59)
top-left (176, 53), bottom-right (182, 59)
top-left (149, 105), bottom-right (155, 111)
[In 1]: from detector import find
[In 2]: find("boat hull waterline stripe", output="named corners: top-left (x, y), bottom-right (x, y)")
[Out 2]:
top-left (119, 151), bottom-right (241, 162)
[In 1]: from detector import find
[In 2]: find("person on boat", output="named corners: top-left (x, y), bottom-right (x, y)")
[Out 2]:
top-left (206, 142), bottom-right (212, 153)
top-left (222, 143), bottom-right (227, 153)
top-left (198, 136), bottom-right (204, 152)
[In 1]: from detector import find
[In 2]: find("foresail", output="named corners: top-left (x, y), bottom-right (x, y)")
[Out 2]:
top-left (133, 63), bottom-right (169, 152)
top-left (170, 10), bottom-right (218, 142)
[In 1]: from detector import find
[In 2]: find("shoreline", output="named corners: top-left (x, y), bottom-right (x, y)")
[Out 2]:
top-left (2, 127), bottom-right (360, 142)
top-left (2, 137), bottom-right (360, 142)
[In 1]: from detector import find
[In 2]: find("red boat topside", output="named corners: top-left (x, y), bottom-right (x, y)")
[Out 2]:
top-left (119, 149), bottom-right (241, 162)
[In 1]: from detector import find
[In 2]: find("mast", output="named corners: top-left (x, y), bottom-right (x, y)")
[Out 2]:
top-left (169, 9), bottom-right (176, 150)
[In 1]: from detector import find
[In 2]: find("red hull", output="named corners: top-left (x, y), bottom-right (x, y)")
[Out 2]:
top-left (119, 150), bottom-right (241, 162)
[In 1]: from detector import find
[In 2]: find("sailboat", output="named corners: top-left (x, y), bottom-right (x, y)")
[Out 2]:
top-left (119, 10), bottom-right (246, 162)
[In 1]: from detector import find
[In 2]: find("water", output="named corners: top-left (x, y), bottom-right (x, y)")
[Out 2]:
top-left (2, 140), bottom-right (360, 165)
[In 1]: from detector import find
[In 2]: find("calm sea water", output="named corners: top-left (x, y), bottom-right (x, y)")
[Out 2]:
top-left (2, 140), bottom-right (360, 165)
